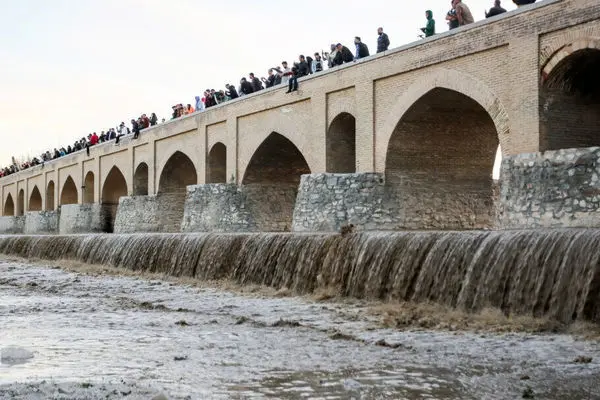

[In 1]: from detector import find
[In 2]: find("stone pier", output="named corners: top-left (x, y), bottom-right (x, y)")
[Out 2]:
top-left (0, 216), bottom-right (25, 234)
top-left (58, 204), bottom-right (108, 234)
top-left (24, 211), bottom-right (59, 234)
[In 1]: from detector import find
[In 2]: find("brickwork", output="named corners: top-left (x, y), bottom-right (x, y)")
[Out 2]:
top-left (28, 186), bottom-right (43, 212)
top-left (206, 143), bottom-right (227, 183)
top-left (133, 163), bottom-right (149, 196)
top-left (326, 113), bottom-right (356, 173)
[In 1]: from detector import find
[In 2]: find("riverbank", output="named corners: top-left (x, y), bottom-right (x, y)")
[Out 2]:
top-left (2, 257), bottom-right (600, 399)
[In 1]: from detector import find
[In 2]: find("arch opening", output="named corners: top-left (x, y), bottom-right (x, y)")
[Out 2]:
top-left (385, 87), bottom-right (499, 229)
top-left (17, 190), bottom-right (25, 216)
top-left (46, 181), bottom-right (55, 211)
top-left (102, 166), bottom-right (128, 233)
top-left (242, 132), bottom-right (311, 231)
top-left (60, 176), bottom-right (78, 206)
top-left (3, 194), bottom-right (14, 216)
top-left (540, 48), bottom-right (600, 151)
top-left (133, 163), bottom-right (149, 196)
top-left (29, 186), bottom-right (43, 211)
top-left (158, 151), bottom-right (197, 232)
top-left (206, 143), bottom-right (227, 183)
top-left (327, 113), bottom-right (356, 173)
top-left (83, 172), bottom-right (95, 204)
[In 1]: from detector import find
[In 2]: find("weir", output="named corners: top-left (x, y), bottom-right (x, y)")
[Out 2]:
top-left (1, 229), bottom-right (599, 324)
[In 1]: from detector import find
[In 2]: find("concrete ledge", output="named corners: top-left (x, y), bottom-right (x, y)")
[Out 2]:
top-left (498, 146), bottom-right (600, 228)
top-left (0, 216), bottom-right (25, 234)
top-left (24, 211), bottom-right (59, 234)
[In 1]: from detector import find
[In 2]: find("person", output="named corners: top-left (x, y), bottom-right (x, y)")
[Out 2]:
top-left (195, 96), bottom-right (205, 112)
top-left (150, 113), bottom-right (158, 126)
top-left (327, 44), bottom-right (338, 68)
top-left (249, 73), bottom-right (263, 92)
top-left (454, 0), bottom-right (474, 26)
top-left (225, 84), bottom-right (239, 99)
top-left (275, 61), bottom-right (292, 86)
top-left (140, 113), bottom-right (150, 128)
top-left (446, 1), bottom-right (460, 29)
top-left (513, 0), bottom-right (535, 6)
top-left (286, 64), bottom-right (299, 93)
top-left (261, 69), bottom-right (277, 88)
top-left (354, 37), bottom-right (370, 60)
top-left (297, 55), bottom-right (310, 77)
top-left (377, 27), bottom-right (390, 53)
top-left (421, 10), bottom-right (435, 37)
top-left (89, 132), bottom-right (99, 146)
top-left (311, 53), bottom-right (324, 73)
top-left (486, 0), bottom-right (507, 17)
top-left (239, 78), bottom-right (254, 96)
top-left (131, 119), bottom-right (140, 139)
top-left (333, 43), bottom-right (354, 66)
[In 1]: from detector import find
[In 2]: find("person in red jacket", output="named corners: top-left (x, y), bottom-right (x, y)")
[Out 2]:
top-left (89, 132), bottom-right (99, 145)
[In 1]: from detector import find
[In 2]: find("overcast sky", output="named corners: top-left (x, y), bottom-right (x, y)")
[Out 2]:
top-left (0, 0), bottom-right (516, 172)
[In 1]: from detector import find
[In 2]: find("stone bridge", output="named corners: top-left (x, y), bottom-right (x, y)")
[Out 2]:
top-left (2, 0), bottom-right (600, 234)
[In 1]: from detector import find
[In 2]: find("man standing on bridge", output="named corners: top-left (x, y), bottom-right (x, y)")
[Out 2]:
top-left (453, 0), bottom-right (474, 26)
top-left (421, 10), bottom-right (436, 37)
top-left (486, 0), bottom-right (507, 18)
top-left (377, 27), bottom-right (390, 53)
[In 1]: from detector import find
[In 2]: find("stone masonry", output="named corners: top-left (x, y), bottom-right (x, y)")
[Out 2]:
top-left (0, 216), bottom-right (25, 234)
top-left (114, 196), bottom-right (161, 234)
top-left (24, 211), bottom-right (59, 234)
top-left (58, 204), bottom-right (108, 234)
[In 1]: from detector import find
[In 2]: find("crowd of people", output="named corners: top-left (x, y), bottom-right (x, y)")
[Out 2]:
top-left (1, 0), bottom-right (533, 179)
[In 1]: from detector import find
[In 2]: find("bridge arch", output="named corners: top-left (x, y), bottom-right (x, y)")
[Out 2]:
top-left (4, 193), bottom-right (14, 216)
top-left (17, 189), bottom-right (25, 216)
top-left (102, 166), bottom-right (128, 232)
top-left (206, 142), bottom-right (227, 183)
top-left (60, 176), bottom-right (78, 205)
top-left (46, 181), bottom-right (55, 211)
top-left (383, 70), bottom-right (502, 230)
top-left (540, 38), bottom-right (600, 151)
top-left (83, 171), bottom-right (95, 203)
top-left (29, 186), bottom-right (42, 211)
top-left (327, 112), bottom-right (356, 173)
top-left (133, 162), bottom-right (149, 196)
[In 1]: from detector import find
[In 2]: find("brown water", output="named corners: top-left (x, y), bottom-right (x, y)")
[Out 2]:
top-left (0, 230), bottom-right (599, 323)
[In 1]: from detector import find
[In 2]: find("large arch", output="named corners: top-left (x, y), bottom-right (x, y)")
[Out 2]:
top-left (540, 40), bottom-right (600, 151)
top-left (29, 186), bottom-right (43, 211)
top-left (385, 87), bottom-right (499, 230)
top-left (133, 162), bottom-right (149, 196)
top-left (60, 176), bottom-right (78, 205)
top-left (157, 151), bottom-right (198, 232)
top-left (17, 189), bottom-right (25, 216)
top-left (3, 194), bottom-right (14, 216)
top-left (46, 181), bottom-right (55, 211)
top-left (327, 112), bottom-right (356, 173)
top-left (378, 68), bottom-right (510, 172)
top-left (242, 132), bottom-right (311, 231)
top-left (101, 166), bottom-right (128, 233)
top-left (206, 142), bottom-right (227, 183)
top-left (83, 171), bottom-right (95, 204)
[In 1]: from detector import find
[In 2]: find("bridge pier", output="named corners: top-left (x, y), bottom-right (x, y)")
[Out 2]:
top-left (24, 211), bottom-right (59, 234)
top-left (113, 196), bottom-right (161, 233)
top-left (0, 216), bottom-right (25, 234)
top-left (58, 204), bottom-right (109, 234)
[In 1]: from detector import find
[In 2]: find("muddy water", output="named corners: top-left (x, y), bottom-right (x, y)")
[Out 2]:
top-left (1, 259), bottom-right (600, 400)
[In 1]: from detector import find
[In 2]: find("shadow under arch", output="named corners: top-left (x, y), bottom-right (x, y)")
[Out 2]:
top-left (540, 44), bottom-right (600, 151)
top-left (157, 151), bottom-right (198, 232)
top-left (29, 186), bottom-right (43, 211)
top-left (46, 181), bottom-right (55, 211)
top-left (83, 171), bottom-right (95, 204)
top-left (327, 112), bottom-right (356, 173)
top-left (17, 189), bottom-right (25, 216)
top-left (242, 131), bottom-right (311, 231)
top-left (101, 166), bottom-right (128, 233)
top-left (133, 163), bottom-right (149, 196)
top-left (207, 142), bottom-right (227, 184)
top-left (385, 87), bottom-right (499, 230)
top-left (60, 176), bottom-right (78, 206)
top-left (3, 193), bottom-right (14, 216)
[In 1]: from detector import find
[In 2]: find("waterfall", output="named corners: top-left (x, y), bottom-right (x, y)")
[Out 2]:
top-left (1, 230), bottom-right (599, 323)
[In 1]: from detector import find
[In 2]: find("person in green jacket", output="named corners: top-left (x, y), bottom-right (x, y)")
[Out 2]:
top-left (421, 10), bottom-right (436, 37)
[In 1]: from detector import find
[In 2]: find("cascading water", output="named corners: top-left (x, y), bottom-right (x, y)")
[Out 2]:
top-left (0, 230), bottom-right (599, 324)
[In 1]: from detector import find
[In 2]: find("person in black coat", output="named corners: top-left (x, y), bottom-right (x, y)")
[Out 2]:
top-left (354, 37), bottom-right (370, 60)
top-left (377, 27), bottom-right (390, 53)
top-left (225, 84), bottom-right (239, 99)
top-left (297, 55), bottom-right (310, 77)
top-left (249, 73), bottom-right (264, 92)
top-left (240, 78), bottom-right (254, 95)
top-left (333, 43), bottom-right (354, 66)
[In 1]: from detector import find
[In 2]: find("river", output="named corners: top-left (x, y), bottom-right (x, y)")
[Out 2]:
top-left (1, 257), bottom-right (599, 399)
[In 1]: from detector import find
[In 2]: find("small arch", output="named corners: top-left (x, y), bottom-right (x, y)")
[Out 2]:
top-left (133, 163), bottom-right (149, 196)
top-left (206, 142), bottom-right (227, 183)
top-left (327, 112), bottom-right (356, 173)
top-left (540, 45), bottom-right (600, 151)
top-left (46, 181), bottom-right (55, 211)
top-left (101, 166), bottom-right (128, 233)
top-left (17, 189), bottom-right (25, 216)
top-left (60, 176), bottom-right (78, 205)
top-left (385, 87), bottom-right (499, 230)
top-left (83, 171), bottom-right (95, 203)
top-left (242, 132), bottom-right (311, 232)
top-left (157, 151), bottom-right (198, 232)
top-left (29, 186), bottom-right (43, 211)
top-left (3, 194), bottom-right (14, 216)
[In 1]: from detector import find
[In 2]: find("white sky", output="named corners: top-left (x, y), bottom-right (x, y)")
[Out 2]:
top-left (0, 0), bottom-right (516, 172)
